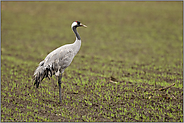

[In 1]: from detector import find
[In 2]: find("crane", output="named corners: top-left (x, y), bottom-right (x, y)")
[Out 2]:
top-left (33, 21), bottom-right (87, 103)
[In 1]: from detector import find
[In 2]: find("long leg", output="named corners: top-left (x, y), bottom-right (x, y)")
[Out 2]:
top-left (58, 74), bottom-right (62, 103)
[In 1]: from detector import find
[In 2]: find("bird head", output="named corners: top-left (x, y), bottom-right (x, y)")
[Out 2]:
top-left (71, 21), bottom-right (87, 28)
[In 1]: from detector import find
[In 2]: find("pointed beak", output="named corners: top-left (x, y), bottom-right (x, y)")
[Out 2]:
top-left (82, 24), bottom-right (87, 27)
top-left (80, 23), bottom-right (87, 27)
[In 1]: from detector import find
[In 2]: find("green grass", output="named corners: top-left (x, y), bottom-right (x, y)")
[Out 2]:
top-left (1, 1), bottom-right (183, 122)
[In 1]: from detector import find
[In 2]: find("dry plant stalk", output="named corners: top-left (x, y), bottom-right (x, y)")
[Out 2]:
top-left (159, 83), bottom-right (175, 91)
top-left (109, 80), bottom-right (118, 83)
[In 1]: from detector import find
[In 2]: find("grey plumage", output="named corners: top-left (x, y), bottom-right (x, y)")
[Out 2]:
top-left (33, 21), bottom-right (87, 103)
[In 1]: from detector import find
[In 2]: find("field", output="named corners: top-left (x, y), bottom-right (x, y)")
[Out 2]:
top-left (1, 1), bottom-right (183, 122)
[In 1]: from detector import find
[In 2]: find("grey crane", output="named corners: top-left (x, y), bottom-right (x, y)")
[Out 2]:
top-left (33, 21), bottom-right (87, 103)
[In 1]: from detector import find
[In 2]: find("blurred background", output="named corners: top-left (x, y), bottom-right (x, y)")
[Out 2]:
top-left (2, 1), bottom-right (182, 65)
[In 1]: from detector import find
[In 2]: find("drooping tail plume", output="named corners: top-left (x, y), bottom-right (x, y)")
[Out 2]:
top-left (33, 61), bottom-right (52, 88)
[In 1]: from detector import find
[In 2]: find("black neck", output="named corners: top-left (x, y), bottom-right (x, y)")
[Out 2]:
top-left (72, 26), bottom-right (81, 40)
